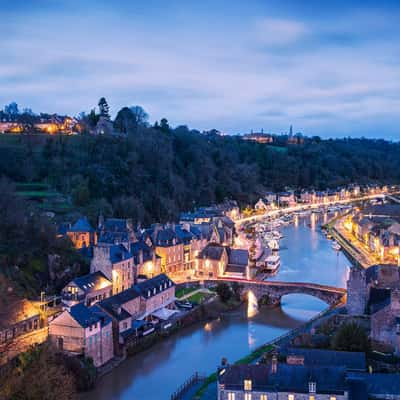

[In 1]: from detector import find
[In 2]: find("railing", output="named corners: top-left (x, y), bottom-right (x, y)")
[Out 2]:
top-left (199, 278), bottom-right (346, 295)
top-left (170, 372), bottom-right (206, 400)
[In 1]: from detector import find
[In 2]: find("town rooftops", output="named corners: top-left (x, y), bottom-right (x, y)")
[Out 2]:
top-left (134, 273), bottom-right (175, 299)
top-left (98, 231), bottom-right (129, 245)
top-left (98, 288), bottom-right (140, 320)
top-left (227, 248), bottom-right (248, 269)
top-left (68, 217), bottom-right (95, 233)
top-left (69, 303), bottom-right (111, 328)
top-left (198, 243), bottom-right (226, 261)
top-left (67, 271), bottom-right (112, 294)
top-left (218, 364), bottom-right (347, 394)
top-left (109, 244), bottom-right (133, 263)
top-left (280, 348), bottom-right (366, 371)
top-left (130, 240), bottom-right (155, 263)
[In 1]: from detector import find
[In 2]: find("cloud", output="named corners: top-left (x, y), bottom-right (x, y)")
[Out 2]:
top-left (254, 17), bottom-right (309, 46)
top-left (0, 1), bottom-right (399, 139)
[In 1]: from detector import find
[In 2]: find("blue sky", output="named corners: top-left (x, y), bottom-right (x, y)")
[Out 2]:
top-left (1, 0), bottom-right (400, 138)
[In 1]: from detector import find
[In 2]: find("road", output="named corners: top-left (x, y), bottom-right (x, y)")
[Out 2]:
top-left (234, 193), bottom-right (388, 227)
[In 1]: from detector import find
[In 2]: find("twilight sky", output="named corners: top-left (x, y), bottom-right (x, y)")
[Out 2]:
top-left (2, 0), bottom-right (400, 138)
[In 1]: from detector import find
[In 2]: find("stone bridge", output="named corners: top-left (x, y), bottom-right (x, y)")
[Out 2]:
top-left (202, 278), bottom-right (346, 307)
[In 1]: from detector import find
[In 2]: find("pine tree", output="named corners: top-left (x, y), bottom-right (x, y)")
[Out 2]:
top-left (98, 97), bottom-right (110, 119)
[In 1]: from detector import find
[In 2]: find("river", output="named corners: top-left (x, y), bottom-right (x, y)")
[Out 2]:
top-left (83, 212), bottom-right (350, 400)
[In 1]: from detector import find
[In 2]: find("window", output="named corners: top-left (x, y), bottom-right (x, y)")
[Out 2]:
top-left (288, 395), bottom-right (294, 400)
top-left (309, 397), bottom-right (315, 400)
top-left (309, 382), bottom-right (316, 393)
top-left (227, 393), bottom-right (235, 400)
top-left (330, 398), bottom-right (336, 400)
top-left (244, 380), bottom-right (252, 391)
top-left (260, 395), bottom-right (267, 400)
top-left (244, 394), bottom-right (251, 400)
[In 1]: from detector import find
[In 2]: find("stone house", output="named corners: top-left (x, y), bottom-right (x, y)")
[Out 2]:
top-left (277, 191), bottom-right (296, 207)
top-left (61, 271), bottom-right (112, 308)
top-left (49, 303), bottom-right (113, 367)
top-left (197, 243), bottom-right (229, 278)
top-left (90, 244), bottom-right (135, 294)
top-left (255, 198), bottom-right (271, 212)
top-left (66, 217), bottom-right (97, 249)
top-left (371, 289), bottom-right (400, 354)
top-left (98, 287), bottom-right (142, 350)
top-left (134, 274), bottom-right (176, 319)
top-left (347, 264), bottom-right (400, 354)
top-left (130, 240), bottom-right (162, 279)
top-left (299, 190), bottom-right (316, 204)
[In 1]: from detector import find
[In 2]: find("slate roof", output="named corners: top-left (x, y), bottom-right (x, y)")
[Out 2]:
top-left (348, 372), bottom-right (400, 397)
top-left (68, 271), bottom-right (111, 293)
top-left (109, 244), bottom-right (133, 263)
top-left (130, 240), bottom-right (154, 263)
top-left (174, 225), bottom-right (194, 244)
top-left (98, 231), bottom-right (129, 245)
top-left (280, 348), bottom-right (366, 371)
top-left (69, 303), bottom-right (110, 328)
top-left (198, 243), bottom-right (225, 261)
top-left (227, 248), bottom-right (248, 267)
top-left (134, 274), bottom-right (175, 299)
top-left (68, 217), bottom-right (95, 233)
top-left (219, 364), bottom-right (347, 394)
top-left (98, 288), bottom-right (140, 321)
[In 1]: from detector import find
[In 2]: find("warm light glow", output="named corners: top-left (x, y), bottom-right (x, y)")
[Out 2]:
top-left (247, 290), bottom-right (258, 318)
top-left (204, 322), bottom-right (212, 332)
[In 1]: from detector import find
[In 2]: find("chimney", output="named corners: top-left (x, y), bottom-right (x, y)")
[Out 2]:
top-left (391, 289), bottom-right (400, 312)
top-left (271, 355), bottom-right (278, 374)
top-left (139, 249), bottom-right (144, 265)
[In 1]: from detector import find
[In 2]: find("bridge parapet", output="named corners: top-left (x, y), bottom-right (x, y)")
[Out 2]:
top-left (200, 278), bottom-right (346, 307)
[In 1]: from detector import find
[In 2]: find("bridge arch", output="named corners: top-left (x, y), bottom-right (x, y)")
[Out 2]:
top-left (202, 278), bottom-right (346, 308)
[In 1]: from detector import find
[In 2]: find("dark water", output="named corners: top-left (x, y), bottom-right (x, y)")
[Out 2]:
top-left (83, 213), bottom-right (350, 400)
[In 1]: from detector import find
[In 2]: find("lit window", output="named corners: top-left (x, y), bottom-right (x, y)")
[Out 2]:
top-left (309, 397), bottom-right (315, 400)
top-left (260, 395), bottom-right (267, 400)
top-left (244, 380), bottom-right (252, 391)
top-left (330, 398), bottom-right (336, 400)
top-left (228, 393), bottom-right (235, 400)
top-left (288, 395), bottom-right (294, 400)
top-left (244, 394), bottom-right (251, 400)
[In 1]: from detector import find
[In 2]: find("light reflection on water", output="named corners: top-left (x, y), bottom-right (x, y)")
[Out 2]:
top-left (82, 214), bottom-right (351, 400)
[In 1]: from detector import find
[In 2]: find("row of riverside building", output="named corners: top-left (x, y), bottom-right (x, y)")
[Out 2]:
top-left (254, 184), bottom-right (392, 211)
top-left (343, 204), bottom-right (400, 264)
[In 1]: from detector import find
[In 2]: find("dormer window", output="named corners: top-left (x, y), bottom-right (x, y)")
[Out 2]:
top-left (153, 288), bottom-right (156, 295)
top-left (244, 379), bottom-right (252, 391)
top-left (164, 282), bottom-right (167, 289)
top-left (147, 290), bottom-right (151, 297)
top-left (160, 284), bottom-right (162, 291)
top-left (308, 382), bottom-right (316, 393)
